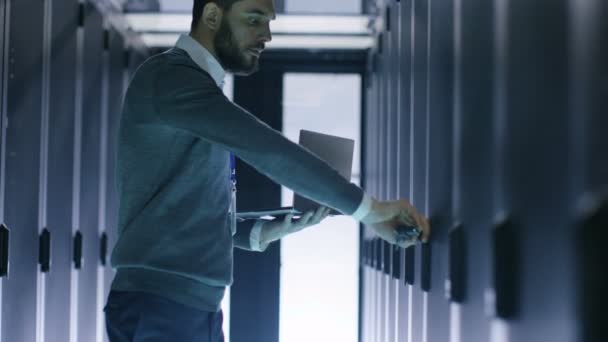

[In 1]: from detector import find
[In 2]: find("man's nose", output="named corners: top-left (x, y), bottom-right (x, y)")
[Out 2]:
top-left (260, 22), bottom-right (272, 43)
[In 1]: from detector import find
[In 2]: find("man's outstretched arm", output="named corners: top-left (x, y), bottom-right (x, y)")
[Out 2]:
top-left (148, 62), bottom-right (367, 217)
top-left (132, 60), bottom-right (429, 247)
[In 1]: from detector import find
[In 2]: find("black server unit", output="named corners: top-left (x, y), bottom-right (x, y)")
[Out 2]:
top-left (1, 0), bottom-right (45, 341)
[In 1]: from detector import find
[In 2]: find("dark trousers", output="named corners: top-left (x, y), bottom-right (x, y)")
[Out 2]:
top-left (104, 290), bottom-right (225, 342)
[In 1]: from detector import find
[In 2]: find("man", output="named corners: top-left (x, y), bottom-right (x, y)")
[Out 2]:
top-left (104, 0), bottom-right (430, 341)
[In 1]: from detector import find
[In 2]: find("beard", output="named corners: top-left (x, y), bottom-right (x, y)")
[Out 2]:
top-left (214, 19), bottom-right (260, 76)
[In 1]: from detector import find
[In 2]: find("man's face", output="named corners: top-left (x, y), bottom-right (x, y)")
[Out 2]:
top-left (214, 0), bottom-right (275, 75)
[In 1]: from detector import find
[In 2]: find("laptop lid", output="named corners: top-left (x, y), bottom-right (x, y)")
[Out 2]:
top-left (292, 130), bottom-right (355, 214)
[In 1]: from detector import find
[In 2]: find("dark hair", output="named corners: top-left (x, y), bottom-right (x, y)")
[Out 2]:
top-left (191, 0), bottom-right (240, 32)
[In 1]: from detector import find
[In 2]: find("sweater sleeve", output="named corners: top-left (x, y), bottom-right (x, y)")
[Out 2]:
top-left (233, 219), bottom-right (270, 252)
top-left (149, 62), bottom-right (365, 216)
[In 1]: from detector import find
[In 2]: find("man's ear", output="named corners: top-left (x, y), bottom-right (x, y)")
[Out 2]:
top-left (202, 2), bottom-right (224, 31)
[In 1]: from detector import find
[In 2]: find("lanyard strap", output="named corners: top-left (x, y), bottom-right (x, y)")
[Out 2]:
top-left (230, 153), bottom-right (237, 186)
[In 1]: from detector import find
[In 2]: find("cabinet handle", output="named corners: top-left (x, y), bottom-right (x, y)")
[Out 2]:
top-left (78, 2), bottom-right (86, 27)
top-left (577, 198), bottom-right (607, 341)
top-left (73, 231), bottom-right (83, 270)
top-left (492, 218), bottom-right (520, 318)
top-left (100, 232), bottom-right (108, 266)
top-left (405, 246), bottom-right (415, 285)
top-left (382, 241), bottom-right (390, 275)
top-left (0, 224), bottom-right (9, 277)
top-left (375, 238), bottom-right (383, 271)
top-left (39, 229), bottom-right (51, 273)
top-left (447, 225), bottom-right (466, 302)
top-left (392, 244), bottom-right (401, 279)
top-left (421, 244), bottom-right (432, 292)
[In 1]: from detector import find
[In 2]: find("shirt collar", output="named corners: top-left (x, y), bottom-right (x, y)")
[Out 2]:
top-left (175, 34), bottom-right (226, 88)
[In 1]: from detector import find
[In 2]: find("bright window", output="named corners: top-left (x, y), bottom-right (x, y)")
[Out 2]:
top-left (280, 73), bottom-right (361, 342)
top-left (285, 0), bottom-right (362, 14)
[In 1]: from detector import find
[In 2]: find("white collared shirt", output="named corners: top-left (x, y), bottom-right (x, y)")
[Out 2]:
top-left (175, 34), bottom-right (226, 89)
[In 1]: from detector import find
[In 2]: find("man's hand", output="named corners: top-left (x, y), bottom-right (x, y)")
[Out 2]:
top-left (260, 207), bottom-right (332, 245)
top-left (361, 199), bottom-right (430, 249)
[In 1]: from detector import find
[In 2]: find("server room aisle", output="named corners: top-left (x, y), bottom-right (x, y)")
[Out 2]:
top-left (0, 0), bottom-right (606, 342)
top-left (360, 1), bottom-right (606, 342)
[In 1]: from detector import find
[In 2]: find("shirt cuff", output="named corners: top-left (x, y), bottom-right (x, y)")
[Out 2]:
top-left (250, 220), bottom-right (270, 252)
top-left (350, 192), bottom-right (374, 222)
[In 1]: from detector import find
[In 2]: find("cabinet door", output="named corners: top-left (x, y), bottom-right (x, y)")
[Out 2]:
top-left (425, 0), bottom-right (454, 340)
top-left (77, 5), bottom-right (104, 342)
top-left (570, 1), bottom-right (607, 342)
top-left (44, 1), bottom-right (79, 341)
top-left (396, 2), bottom-right (413, 340)
top-left (505, 1), bottom-right (573, 341)
top-left (103, 29), bottom-right (125, 319)
top-left (410, 0), bottom-right (430, 340)
top-left (456, 0), bottom-right (496, 341)
top-left (0, 1), bottom-right (45, 342)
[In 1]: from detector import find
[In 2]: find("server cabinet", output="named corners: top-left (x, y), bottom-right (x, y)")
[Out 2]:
top-left (0, 0), bottom-right (45, 341)
top-left (426, 0), bottom-right (454, 340)
top-left (383, 3), bottom-right (398, 342)
top-left (77, 5), bottom-right (104, 342)
top-left (0, 0), bottom-right (4, 160)
top-left (44, 1), bottom-right (80, 342)
top-left (410, 0), bottom-right (430, 340)
top-left (362, 49), bottom-right (377, 342)
top-left (389, 2), bottom-right (405, 342)
top-left (396, 1), bottom-right (413, 340)
top-left (455, 0), bottom-right (496, 341)
top-left (103, 28), bottom-right (125, 317)
top-left (0, 0), bottom-right (5, 298)
top-left (505, 1), bottom-right (574, 341)
top-left (388, 0), bottom-right (400, 203)
top-left (375, 28), bottom-right (387, 342)
top-left (363, 0), bottom-right (606, 341)
top-left (373, 42), bottom-right (381, 342)
top-left (571, 3), bottom-right (608, 340)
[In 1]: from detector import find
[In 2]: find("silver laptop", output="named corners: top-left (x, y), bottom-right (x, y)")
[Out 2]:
top-left (237, 129), bottom-right (355, 220)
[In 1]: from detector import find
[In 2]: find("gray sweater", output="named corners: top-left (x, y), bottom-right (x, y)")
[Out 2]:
top-left (109, 46), bottom-right (366, 312)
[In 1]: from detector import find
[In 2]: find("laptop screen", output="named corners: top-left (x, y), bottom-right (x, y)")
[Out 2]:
top-left (293, 130), bottom-right (355, 213)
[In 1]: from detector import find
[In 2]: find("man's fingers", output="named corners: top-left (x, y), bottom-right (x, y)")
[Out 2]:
top-left (320, 207), bottom-right (331, 220)
top-left (398, 199), bottom-right (431, 243)
top-left (284, 213), bottom-right (294, 224)
top-left (397, 239), bottom-right (416, 249)
top-left (420, 216), bottom-right (430, 243)
top-left (301, 210), bottom-right (314, 224)
top-left (412, 210), bottom-right (430, 243)
top-left (311, 207), bottom-right (326, 223)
